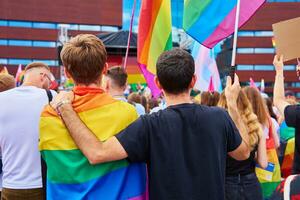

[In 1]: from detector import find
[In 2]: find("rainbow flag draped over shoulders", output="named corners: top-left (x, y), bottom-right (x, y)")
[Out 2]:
top-left (183, 0), bottom-right (266, 48)
top-left (39, 87), bottom-right (147, 200)
top-left (138, 0), bottom-right (172, 98)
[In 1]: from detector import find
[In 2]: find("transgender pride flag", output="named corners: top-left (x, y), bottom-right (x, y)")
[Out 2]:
top-left (192, 42), bottom-right (222, 92)
top-left (183, 0), bottom-right (265, 48)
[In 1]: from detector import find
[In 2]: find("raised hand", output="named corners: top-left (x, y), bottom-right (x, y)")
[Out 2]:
top-left (273, 55), bottom-right (284, 71)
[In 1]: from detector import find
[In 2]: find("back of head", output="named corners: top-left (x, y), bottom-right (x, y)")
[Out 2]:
top-left (156, 48), bottom-right (195, 94)
top-left (61, 34), bottom-right (107, 85)
top-left (201, 91), bottom-right (220, 107)
top-left (0, 74), bottom-right (16, 92)
top-left (243, 86), bottom-right (269, 126)
top-left (285, 90), bottom-right (297, 105)
top-left (23, 62), bottom-right (51, 89)
top-left (106, 66), bottom-right (128, 89)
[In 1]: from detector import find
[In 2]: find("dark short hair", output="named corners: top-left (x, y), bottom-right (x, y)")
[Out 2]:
top-left (106, 66), bottom-right (128, 87)
top-left (285, 90), bottom-right (295, 97)
top-left (61, 34), bottom-right (107, 85)
top-left (156, 48), bottom-right (195, 94)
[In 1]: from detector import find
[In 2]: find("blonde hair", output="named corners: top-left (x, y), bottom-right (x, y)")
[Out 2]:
top-left (218, 91), bottom-right (262, 151)
top-left (0, 74), bottom-right (15, 92)
top-left (243, 86), bottom-right (269, 126)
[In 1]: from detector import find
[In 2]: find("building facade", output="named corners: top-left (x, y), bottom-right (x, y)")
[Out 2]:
top-left (0, 0), bottom-right (122, 79)
top-left (217, 0), bottom-right (300, 97)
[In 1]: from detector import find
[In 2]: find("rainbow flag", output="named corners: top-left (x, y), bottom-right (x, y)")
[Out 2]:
top-left (183, 0), bottom-right (265, 48)
top-left (137, 0), bottom-right (172, 98)
top-left (40, 87), bottom-right (147, 200)
top-left (15, 64), bottom-right (25, 86)
top-left (256, 126), bottom-right (281, 198)
top-left (281, 137), bottom-right (295, 178)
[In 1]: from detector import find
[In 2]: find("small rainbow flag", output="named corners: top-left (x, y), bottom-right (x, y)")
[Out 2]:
top-left (137, 0), bottom-right (172, 97)
top-left (15, 64), bottom-right (25, 86)
top-left (281, 137), bottom-right (295, 178)
top-left (40, 87), bottom-right (147, 200)
top-left (183, 0), bottom-right (266, 48)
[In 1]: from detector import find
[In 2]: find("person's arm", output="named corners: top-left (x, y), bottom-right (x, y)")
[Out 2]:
top-left (271, 122), bottom-right (280, 149)
top-left (225, 75), bottom-right (250, 160)
top-left (51, 92), bottom-right (128, 165)
top-left (256, 132), bottom-right (268, 169)
top-left (273, 55), bottom-right (290, 115)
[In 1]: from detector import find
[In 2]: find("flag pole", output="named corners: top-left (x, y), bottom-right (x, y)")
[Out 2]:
top-left (124, 0), bottom-right (137, 70)
top-left (230, 0), bottom-right (241, 79)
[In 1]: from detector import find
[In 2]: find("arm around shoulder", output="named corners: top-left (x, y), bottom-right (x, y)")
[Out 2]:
top-left (58, 103), bottom-right (128, 165)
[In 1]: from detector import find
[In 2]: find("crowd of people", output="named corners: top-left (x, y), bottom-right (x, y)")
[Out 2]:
top-left (0, 34), bottom-right (299, 200)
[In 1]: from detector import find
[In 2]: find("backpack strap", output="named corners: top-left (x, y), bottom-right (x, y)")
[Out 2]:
top-left (42, 89), bottom-right (52, 198)
top-left (45, 89), bottom-right (53, 103)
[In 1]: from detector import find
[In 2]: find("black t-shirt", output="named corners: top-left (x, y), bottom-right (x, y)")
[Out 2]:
top-left (226, 147), bottom-right (257, 176)
top-left (284, 105), bottom-right (300, 174)
top-left (116, 104), bottom-right (242, 200)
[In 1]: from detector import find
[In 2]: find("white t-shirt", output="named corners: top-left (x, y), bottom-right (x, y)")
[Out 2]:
top-left (0, 86), bottom-right (56, 189)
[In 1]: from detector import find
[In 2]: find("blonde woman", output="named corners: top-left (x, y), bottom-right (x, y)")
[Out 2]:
top-left (243, 87), bottom-right (280, 148)
top-left (243, 86), bottom-right (281, 198)
top-left (218, 89), bottom-right (267, 200)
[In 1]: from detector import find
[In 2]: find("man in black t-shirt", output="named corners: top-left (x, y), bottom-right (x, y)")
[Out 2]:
top-left (273, 55), bottom-right (300, 174)
top-left (51, 48), bottom-right (250, 200)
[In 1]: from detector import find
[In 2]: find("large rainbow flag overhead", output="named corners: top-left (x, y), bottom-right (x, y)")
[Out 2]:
top-left (138, 0), bottom-right (172, 98)
top-left (183, 0), bottom-right (266, 48)
top-left (40, 87), bottom-right (147, 200)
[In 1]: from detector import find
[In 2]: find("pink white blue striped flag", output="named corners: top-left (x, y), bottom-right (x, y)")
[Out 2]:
top-left (183, 0), bottom-right (266, 48)
top-left (192, 42), bottom-right (222, 92)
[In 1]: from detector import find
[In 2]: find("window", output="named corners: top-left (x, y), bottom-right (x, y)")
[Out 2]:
top-left (0, 19), bottom-right (119, 31)
top-left (254, 48), bottom-right (275, 54)
top-left (238, 31), bottom-right (254, 37)
top-left (8, 59), bottom-right (32, 65)
top-left (237, 65), bottom-right (254, 70)
top-left (284, 65), bottom-right (296, 71)
top-left (58, 24), bottom-right (79, 30)
top-left (254, 65), bottom-right (274, 71)
top-left (101, 26), bottom-right (119, 32)
top-left (33, 59), bottom-right (57, 66)
top-left (0, 39), bottom-right (8, 45)
top-left (237, 48), bottom-right (254, 54)
top-left (8, 21), bottom-right (32, 28)
top-left (8, 40), bottom-right (32, 46)
top-left (33, 41), bottom-right (56, 47)
top-left (254, 31), bottom-right (273, 37)
top-left (0, 58), bottom-right (8, 65)
top-left (79, 25), bottom-right (101, 31)
top-left (238, 31), bottom-right (274, 37)
top-left (33, 22), bottom-right (57, 29)
top-left (0, 20), bottom-right (8, 26)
